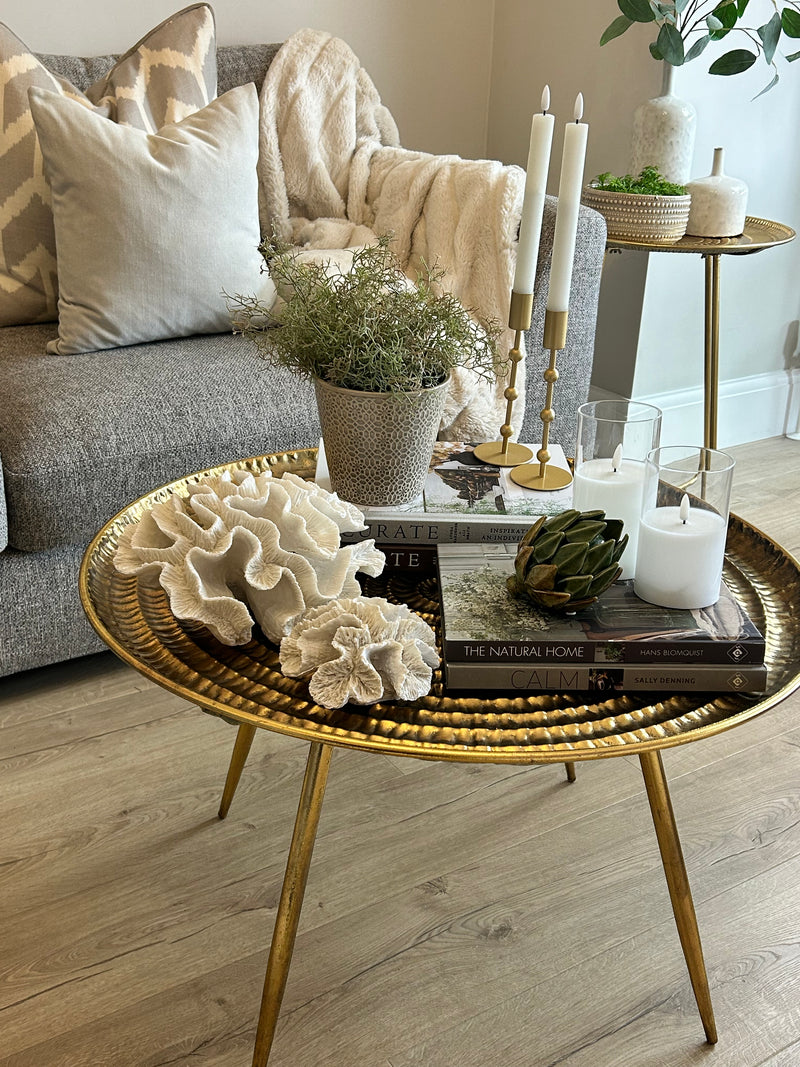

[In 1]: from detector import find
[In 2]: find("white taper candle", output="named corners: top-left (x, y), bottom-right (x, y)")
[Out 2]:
top-left (546, 93), bottom-right (588, 314)
top-left (513, 86), bottom-right (555, 295)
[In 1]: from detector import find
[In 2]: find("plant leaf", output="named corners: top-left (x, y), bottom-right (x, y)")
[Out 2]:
top-left (619, 0), bottom-right (657, 23)
top-left (649, 40), bottom-right (665, 59)
top-left (787, 48), bottom-right (800, 60)
top-left (675, 0), bottom-right (692, 12)
top-left (710, 0), bottom-right (739, 37)
top-left (782, 7), bottom-right (800, 37)
top-left (657, 22), bottom-right (686, 63)
top-left (736, 0), bottom-right (750, 15)
top-left (752, 69), bottom-right (780, 97)
top-left (706, 14), bottom-right (723, 29)
top-left (601, 14), bottom-right (633, 44)
top-left (709, 47), bottom-right (758, 73)
top-left (686, 33), bottom-right (711, 60)
top-left (758, 12), bottom-right (782, 63)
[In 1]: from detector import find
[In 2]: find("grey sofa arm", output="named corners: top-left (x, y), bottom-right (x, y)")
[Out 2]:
top-left (519, 198), bottom-right (607, 457)
top-left (0, 452), bottom-right (7, 552)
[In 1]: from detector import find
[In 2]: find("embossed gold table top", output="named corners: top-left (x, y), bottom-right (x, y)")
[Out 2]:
top-left (80, 447), bottom-right (800, 765)
top-left (606, 215), bottom-right (795, 256)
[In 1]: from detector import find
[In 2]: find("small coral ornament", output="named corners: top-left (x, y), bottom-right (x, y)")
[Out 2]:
top-left (280, 596), bottom-right (439, 708)
top-left (506, 508), bottom-right (626, 612)
top-left (114, 469), bottom-right (385, 645)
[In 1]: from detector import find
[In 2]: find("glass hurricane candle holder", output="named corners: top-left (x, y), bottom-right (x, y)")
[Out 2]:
top-left (572, 400), bottom-right (662, 579)
top-left (634, 445), bottom-right (735, 610)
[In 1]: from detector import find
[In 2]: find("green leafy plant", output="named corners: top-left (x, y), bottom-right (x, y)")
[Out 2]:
top-left (590, 165), bottom-right (688, 195)
top-left (602, 0), bottom-right (800, 94)
top-left (230, 235), bottom-right (504, 395)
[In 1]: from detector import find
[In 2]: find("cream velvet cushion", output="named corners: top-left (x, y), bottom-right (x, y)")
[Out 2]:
top-left (29, 83), bottom-right (264, 355)
top-left (0, 4), bottom-right (216, 326)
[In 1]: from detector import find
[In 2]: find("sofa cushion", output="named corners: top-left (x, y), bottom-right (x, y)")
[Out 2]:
top-left (29, 83), bottom-right (265, 355)
top-left (0, 3), bottom-right (216, 327)
top-left (0, 325), bottom-right (319, 552)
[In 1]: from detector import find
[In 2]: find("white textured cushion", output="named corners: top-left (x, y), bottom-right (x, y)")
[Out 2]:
top-left (0, 4), bottom-right (216, 326)
top-left (29, 83), bottom-right (263, 355)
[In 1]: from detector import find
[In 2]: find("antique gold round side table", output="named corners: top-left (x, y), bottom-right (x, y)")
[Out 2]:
top-left (79, 447), bottom-right (800, 1067)
top-left (607, 216), bottom-right (795, 450)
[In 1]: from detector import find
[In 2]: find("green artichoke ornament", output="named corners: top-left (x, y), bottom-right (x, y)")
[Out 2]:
top-left (506, 508), bottom-right (627, 612)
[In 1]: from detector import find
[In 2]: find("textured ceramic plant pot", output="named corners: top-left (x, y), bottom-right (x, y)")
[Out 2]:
top-left (686, 147), bottom-right (748, 238)
top-left (629, 62), bottom-right (696, 185)
top-left (582, 185), bottom-right (691, 243)
top-left (314, 376), bottom-right (449, 506)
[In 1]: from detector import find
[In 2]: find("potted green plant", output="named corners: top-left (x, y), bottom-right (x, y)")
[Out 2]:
top-left (582, 166), bottom-right (692, 243)
top-left (230, 235), bottom-right (503, 506)
top-left (602, 0), bottom-right (800, 93)
top-left (601, 1), bottom-right (800, 184)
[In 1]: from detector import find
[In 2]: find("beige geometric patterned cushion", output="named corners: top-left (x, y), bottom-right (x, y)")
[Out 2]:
top-left (0, 3), bottom-right (216, 327)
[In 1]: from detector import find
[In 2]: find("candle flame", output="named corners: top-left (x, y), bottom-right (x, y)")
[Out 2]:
top-left (573, 92), bottom-right (584, 122)
top-left (612, 443), bottom-right (622, 473)
top-left (541, 85), bottom-right (551, 113)
top-left (680, 494), bottom-right (690, 524)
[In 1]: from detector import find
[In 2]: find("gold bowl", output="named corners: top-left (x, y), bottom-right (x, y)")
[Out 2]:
top-left (582, 185), bottom-right (691, 244)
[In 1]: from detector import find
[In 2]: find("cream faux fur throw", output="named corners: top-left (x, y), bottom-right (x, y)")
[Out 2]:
top-left (258, 28), bottom-right (526, 441)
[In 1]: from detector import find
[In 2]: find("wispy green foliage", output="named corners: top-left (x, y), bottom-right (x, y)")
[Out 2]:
top-left (591, 166), bottom-right (688, 195)
top-left (601, 0), bottom-right (800, 94)
top-left (229, 235), bottom-right (504, 395)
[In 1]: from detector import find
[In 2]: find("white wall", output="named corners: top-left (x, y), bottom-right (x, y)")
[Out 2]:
top-left (4, 0), bottom-right (494, 159)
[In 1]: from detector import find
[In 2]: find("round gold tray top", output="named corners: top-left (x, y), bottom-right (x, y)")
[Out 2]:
top-left (606, 215), bottom-right (796, 255)
top-left (80, 447), bottom-right (800, 765)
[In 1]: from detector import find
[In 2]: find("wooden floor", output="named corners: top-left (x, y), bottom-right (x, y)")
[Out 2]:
top-left (1, 436), bottom-right (799, 1067)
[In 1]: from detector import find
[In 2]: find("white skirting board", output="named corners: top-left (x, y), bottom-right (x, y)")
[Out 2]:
top-left (590, 368), bottom-right (800, 448)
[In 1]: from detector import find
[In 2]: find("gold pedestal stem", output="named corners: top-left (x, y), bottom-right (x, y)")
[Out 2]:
top-left (510, 308), bottom-right (572, 490)
top-left (473, 291), bottom-right (535, 467)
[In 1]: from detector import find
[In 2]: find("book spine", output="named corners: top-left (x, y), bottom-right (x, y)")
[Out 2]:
top-left (443, 638), bottom-right (765, 667)
top-left (378, 544), bottom-right (438, 573)
top-left (444, 662), bottom-right (768, 694)
top-left (342, 518), bottom-right (535, 546)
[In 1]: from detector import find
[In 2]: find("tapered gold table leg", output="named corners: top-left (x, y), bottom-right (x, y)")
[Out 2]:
top-left (218, 723), bottom-right (258, 819)
top-left (252, 741), bottom-right (333, 1067)
top-left (565, 761), bottom-right (577, 782)
top-left (639, 751), bottom-right (717, 1044)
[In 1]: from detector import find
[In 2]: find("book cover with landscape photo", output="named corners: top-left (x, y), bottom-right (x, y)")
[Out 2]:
top-left (437, 543), bottom-right (766, 667)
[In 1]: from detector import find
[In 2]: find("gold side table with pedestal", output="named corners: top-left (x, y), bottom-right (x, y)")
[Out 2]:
top-left (607, 216), bottom-right (795, 449)
top-left (80, 447), bottom-right (800, 1067)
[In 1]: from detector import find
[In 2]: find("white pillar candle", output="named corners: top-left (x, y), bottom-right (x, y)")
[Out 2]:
top-left (513, 86), bottom-right (555, 296)
top-left (546, 93), bottom-right (588, 313)
top-left (572, 449), bottom-right (646, 579)
top-left (634, 494), bottom-right (727, 609)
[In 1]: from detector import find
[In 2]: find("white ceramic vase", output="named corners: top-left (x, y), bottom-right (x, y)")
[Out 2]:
top-left (686, 147), bottom-right (748, 237)
top-left (629, 62), bottom-right (696, 185)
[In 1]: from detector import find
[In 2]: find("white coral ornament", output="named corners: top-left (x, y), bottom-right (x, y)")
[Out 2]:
top-left (114, 469), bottom-right (385, 645)
top-left (280, 596), bottom-right (439, 708)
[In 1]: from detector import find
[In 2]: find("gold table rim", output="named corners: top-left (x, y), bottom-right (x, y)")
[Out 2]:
top-left (79, 447), bottom-right (800, 765)
top-left (605, 215), bottom-right (796, 255)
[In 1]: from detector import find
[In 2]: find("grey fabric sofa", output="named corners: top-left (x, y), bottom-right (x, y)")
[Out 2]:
top-left (0, 42), bottom-right (606, 679)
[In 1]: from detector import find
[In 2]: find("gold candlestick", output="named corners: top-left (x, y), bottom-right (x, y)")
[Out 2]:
top-left (473, 291), bottom-right (535, 467)
top-left (510, 307), bottom-right (573, 490)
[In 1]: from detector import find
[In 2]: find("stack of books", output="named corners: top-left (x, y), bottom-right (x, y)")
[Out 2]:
top-left (315, 440), bottom-right (573, 573)
top-left (437, 543), bottom-right (767, 694)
